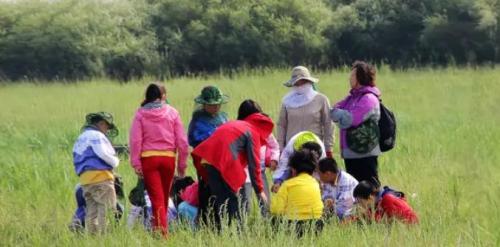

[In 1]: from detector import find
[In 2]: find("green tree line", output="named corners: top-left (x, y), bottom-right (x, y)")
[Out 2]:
top-left (0, 0), bottom-right (498, 81)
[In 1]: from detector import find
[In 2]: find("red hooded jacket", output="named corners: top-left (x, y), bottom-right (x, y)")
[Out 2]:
top-left (192, 113), bottom-right (274, 193)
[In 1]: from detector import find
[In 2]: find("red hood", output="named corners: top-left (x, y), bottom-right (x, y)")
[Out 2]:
top-left (243, 113), bottom-right (274, 143)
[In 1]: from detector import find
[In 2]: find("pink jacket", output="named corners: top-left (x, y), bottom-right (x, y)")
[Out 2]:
top-left (246, 134), bottom-right (280, 183)
top-left (180, 182), bottom-right (199, 207)
top-left (262, 134), bottom-right (280, 168)
top-left (129, 103), bottom-right (189, 175)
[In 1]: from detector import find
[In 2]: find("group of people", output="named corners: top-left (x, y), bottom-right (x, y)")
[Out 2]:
top-left (70, 61), bottom-right (418, 238)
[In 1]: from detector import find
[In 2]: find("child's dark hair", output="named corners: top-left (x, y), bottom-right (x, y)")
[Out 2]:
top-left (171, 176), bottom-right (195, 206)
top-left (300, 142), bottom-right (323, 157)
top-left (353, 180), bottom-right (381, 199)
top-left (237, 99), bottom-right (262, 120)
top-left (318, 157), bottom-right (339, 174)
top-left (141, 82), bottom-right (166, 107)
top-left (288, 149), bottom-right (319, 175)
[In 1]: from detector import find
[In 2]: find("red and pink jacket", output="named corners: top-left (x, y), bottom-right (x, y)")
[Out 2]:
top-left (192, 113), bottom-right (274, 193)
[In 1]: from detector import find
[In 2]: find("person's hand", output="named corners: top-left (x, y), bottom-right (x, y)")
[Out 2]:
top-left (134, 167), bottom-right (143, 177)
top-left (259, 191), bottom-right (268, 204)
top-left (269, 161), bottom-right (278, 171)
top-left (324, 198), bottom-right (335, 209)
top-left (177, 169), bottom-right (185, 178)
top-left (271, 183), bottom-right (281, 193)
top-left (326, 151), bottom-right (333, 158)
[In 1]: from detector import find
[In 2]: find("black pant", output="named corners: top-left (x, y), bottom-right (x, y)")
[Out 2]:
top-left (206, 165), bottom-right (241, 232)
top-left (271, 217), bottom-right (324, 238)
top-left (344, 156), bottom-right (379, 184)
top-left (196, 177), bottom-right (211, 227)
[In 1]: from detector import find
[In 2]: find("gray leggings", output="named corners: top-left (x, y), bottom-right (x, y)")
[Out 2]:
top-left (240, 169), bottom-right (270, 217)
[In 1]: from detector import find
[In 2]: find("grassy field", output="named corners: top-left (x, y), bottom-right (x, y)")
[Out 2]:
top-left (1, 67), bottom-right (499, 246)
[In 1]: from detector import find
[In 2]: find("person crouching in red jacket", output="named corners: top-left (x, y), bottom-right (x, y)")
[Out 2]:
top-left (192, 99), bottom-right (274, 231)
top-left (353, 180), bottom-right (418, 224)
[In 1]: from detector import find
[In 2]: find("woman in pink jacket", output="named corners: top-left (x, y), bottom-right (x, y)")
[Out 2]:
top-left (129, 83), bottom-right (189, 237)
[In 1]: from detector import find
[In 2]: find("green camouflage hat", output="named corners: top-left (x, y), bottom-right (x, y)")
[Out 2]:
top-left (194, 86), bottom-right (229, 105)
top-left (82, 112), bottom-right (119, 138)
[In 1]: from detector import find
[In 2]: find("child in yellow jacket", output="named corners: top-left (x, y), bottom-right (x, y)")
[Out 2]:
top-left (271, 148), bottom-right (324, 238)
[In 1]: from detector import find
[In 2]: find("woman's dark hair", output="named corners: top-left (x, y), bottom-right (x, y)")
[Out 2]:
top-left (353, 180), bottom-right (380, 199)
top-left (288, 149), bottom-right (319, 175)
top-left (352, 61), bottom-right (376, 87)
top-left (300, 142), bottom-right (323, 157)
top-left (237, 99), bottom-right (262, 120)
top-left (318, 157), bottom-right (339, 174)
top-left (141, 82), bottom-right (166, 107)
top-left (171, 176), bottom-right (195, 206)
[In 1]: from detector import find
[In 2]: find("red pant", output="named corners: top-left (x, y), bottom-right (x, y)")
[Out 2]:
top-left (141, 156), bottom-right (175, 236)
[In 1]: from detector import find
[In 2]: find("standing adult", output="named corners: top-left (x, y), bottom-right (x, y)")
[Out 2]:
top-left (277, 66), bottom-right (334, 157)
top-left (330, 61), bottom-right (381, 183)
top-left (129, 83), bottom-right (189, 237)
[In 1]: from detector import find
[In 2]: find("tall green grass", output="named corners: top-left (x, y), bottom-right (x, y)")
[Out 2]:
top-left (1, 67), bottom-right (499, 246)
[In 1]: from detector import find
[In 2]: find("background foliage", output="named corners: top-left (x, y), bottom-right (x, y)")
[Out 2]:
top-left (0, 0), bottom-right (499, 81)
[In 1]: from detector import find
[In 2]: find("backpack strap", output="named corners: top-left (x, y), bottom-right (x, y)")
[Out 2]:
top-left (360, 92), bottom-right (382, 103)
top-left (381, 186), bottom-right (405, 199)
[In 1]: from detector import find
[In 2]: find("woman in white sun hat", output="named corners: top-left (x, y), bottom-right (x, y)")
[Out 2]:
top-left (277, 66), bottom-right (334, 158)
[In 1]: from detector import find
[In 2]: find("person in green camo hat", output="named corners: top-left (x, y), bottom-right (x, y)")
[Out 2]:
top-left (187, 85), bottom-right (229, 225)
top-left (81, 112), bottom-right (119, 139)
top-left (73, 111), bottom-right (120, 234)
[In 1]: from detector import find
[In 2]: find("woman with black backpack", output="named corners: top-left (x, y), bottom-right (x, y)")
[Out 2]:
top-left (330, 61), bottom-right (383, 184)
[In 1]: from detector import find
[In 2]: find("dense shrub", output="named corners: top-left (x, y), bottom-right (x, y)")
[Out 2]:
top-left (0, 0), bottom-right (499, 81)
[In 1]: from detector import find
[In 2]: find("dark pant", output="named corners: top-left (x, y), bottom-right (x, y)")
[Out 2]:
top-left (344, 156), bottom-right (379, 184)
top-left (196, 178), bottom-right (211, 226)
top-left (258, 169), bottom-right (270, 217)
top-left (271, 217), bottom-right (324, 238)
top-left (193, 155), bottom-right (211, 226)
top-left (206, 165), bottom-right (241, 232)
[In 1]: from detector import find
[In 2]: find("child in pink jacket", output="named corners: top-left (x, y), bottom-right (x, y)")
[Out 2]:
top-left (129, 82), bottom-right (189, 237)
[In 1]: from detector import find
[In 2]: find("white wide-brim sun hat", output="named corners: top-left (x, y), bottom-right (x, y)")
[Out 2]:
top-left (283, 66), bottom-right (319, 87)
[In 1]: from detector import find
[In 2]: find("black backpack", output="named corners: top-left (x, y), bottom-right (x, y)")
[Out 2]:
top-left (378, 100), bottom-right (396, 152)
top-left (362, 92), bottom-right (396, 152)
top-left (380, 186), bottom-right (405, 199)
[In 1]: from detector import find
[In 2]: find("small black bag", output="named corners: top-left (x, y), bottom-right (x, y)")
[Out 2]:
top-left (378, 100), bottom-right (396, 152)
top-left (128, 179), bottom-right (146, 207)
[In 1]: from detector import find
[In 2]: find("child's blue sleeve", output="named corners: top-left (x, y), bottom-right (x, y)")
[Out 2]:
top-left (191, 120), bottom-right (215, 145)
top-left (274, 169), bottom-right (291, 184)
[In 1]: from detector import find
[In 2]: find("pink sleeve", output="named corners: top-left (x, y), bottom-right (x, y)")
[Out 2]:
top-left (266, 134), bottom-right (280, 162)
top-left (349, 94), bottom-right (379, 127)
top-left (174, 112), bottom-right (189, 176)
top-left (334, 95), bottom-right (350, 109)
top-left (129, 112), bottom-right (143, 171)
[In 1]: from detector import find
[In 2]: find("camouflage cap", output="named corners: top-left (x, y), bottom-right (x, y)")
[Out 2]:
top-left (194, 85), bottom-right (229, 105)
top-left (82, 112), bottom-right (118, 138)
